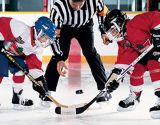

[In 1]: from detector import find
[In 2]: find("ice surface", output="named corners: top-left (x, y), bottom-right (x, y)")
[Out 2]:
top-left (0, 64), bottom-right (159, 125)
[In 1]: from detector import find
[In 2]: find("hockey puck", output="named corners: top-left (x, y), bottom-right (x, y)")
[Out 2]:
top-left (75, 89), bottom-right (83, 94)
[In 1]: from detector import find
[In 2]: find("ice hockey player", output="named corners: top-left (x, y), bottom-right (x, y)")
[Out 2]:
top-left (102, 9), bottom-right (160, 119)
top-left (0, 16), bottom-right (64, 108)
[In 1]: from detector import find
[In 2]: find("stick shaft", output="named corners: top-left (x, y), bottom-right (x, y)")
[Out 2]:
top-left (73, 44), bottom-right (154, 114)
top-left (1, 49), bottom-right (68, 107)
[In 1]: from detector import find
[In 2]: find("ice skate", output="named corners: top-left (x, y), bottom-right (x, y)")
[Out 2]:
top-left (117, 92), bottom-right (141, 112)
top-left (150, 91), bottom-right (160, 119)
top-left (12, 89), bottom-right (33, 110)
top-left (39, 91), bottom-right (51, 108)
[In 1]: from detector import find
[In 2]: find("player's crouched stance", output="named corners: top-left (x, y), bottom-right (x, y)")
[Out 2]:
top-left (32, 17), bottom-right (64, 108)
top-left (0, 51), bottom-right (33, 108)
top-left (102, 9), bottom-right (160, 118)
top-left (0, 16), bottom-right (63, 109)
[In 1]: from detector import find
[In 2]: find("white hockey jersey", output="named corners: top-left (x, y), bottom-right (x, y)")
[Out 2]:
top-left (0, 17), bottom-right (43, 78)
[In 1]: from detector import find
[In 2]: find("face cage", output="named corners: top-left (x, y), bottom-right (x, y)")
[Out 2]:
top-left (40, 39), bottom-right (53, 48)
top-left (106, 26), bottom-right (124, 43)
top-left (36, 38), bottom-right (54, 48)
top-left (37, 29), bottom-right (46, 39)
top-left (35, 29), bottom-right (55, 48)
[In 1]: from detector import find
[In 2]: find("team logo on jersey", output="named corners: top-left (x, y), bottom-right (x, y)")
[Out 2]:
top-left (13, 36), bottom-right (25, 44)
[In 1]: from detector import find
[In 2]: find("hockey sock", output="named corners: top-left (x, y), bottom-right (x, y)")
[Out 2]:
top-left (0, 76), bottom-right (3, 83)
top-left (12, 83), bottom-right (23, 93)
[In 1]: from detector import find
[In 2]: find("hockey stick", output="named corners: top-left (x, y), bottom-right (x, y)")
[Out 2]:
top-left (1, 48), bottom-right (71, 108)
top-left (55, 44), bottom-right (154, 114)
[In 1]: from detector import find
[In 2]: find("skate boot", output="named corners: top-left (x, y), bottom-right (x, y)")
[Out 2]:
top-left (96, 91), bottom-right (112, 107)
top-left (150, 91), bottom-right (160, 119)
top-left (117, 91), bottom-right (141, 112)
top-left (39, 91), bottom-right (51, 108)
top-left (12, 89), bottom-right (33, 109)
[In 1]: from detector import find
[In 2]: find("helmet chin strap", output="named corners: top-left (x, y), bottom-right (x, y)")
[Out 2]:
top-left (35, 39), bottom-right (52, 48)
top-left (41, 39), bottom-right (52, 48)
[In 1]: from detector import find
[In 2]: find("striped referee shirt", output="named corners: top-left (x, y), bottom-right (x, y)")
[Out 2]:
top-left (50, 0), bottom-right (108, 35)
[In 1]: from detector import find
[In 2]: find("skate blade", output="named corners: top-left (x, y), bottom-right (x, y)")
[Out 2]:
top-left (117, 105), bottom-right (136, 112)
top-left (117, 101), bottom-right (138, 112)
top-left (150, 111), bottom-right (160, 119)
top-left (39, 101), bottom-right (51, 109)
top-left (97, 101), bottom-right (109, 108)
top-left (89, 103), bottom-right (101, 110)
top-left (13, 104), bottom-right (33, 111)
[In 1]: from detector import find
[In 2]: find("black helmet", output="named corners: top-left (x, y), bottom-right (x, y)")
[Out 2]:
top-left (102, 9), bottom-right (128, 42)
top-left (103, 9), bottom-right (127, 33)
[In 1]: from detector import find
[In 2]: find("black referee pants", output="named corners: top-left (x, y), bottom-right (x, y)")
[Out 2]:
top-left (45, 23), bottom-right (107, 91)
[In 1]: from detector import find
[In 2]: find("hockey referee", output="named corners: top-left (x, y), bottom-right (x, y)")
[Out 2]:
top-left (45, 0), bottom-right (110, 103)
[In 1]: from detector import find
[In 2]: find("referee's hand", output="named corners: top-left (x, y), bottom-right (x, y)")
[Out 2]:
top-left (101, 34), bottom-right (111, 45)
top-left (57, 60), bottom-right (68, 77)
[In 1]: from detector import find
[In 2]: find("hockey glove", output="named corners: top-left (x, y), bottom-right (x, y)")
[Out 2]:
top-left (107, 80), bottom-right (119, 93)
top-left (32, 75), bottom-right (49, 99)
top-left (106, 68), bottom-right (122, 93)
top-left (151, 28), bottom-right (160, 49)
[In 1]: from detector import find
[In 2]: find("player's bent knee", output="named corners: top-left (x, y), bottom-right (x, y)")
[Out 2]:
top-left (12, 71), bottom-right (25, 83)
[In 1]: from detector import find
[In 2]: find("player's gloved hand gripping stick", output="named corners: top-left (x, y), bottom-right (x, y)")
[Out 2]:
top-left (1, 43), bottom-right (153, 114)
top-left (1, 48), bottom-right (70, 108)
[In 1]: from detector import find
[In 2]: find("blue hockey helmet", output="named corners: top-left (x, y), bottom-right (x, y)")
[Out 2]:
top-left (35, 16), bottom-right (56, 40)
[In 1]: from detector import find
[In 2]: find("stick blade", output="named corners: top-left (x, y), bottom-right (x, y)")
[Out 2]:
top-left (55, 103), bottom-right (87, 115)
top-left (55, 106), bottom-right (77, 115)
